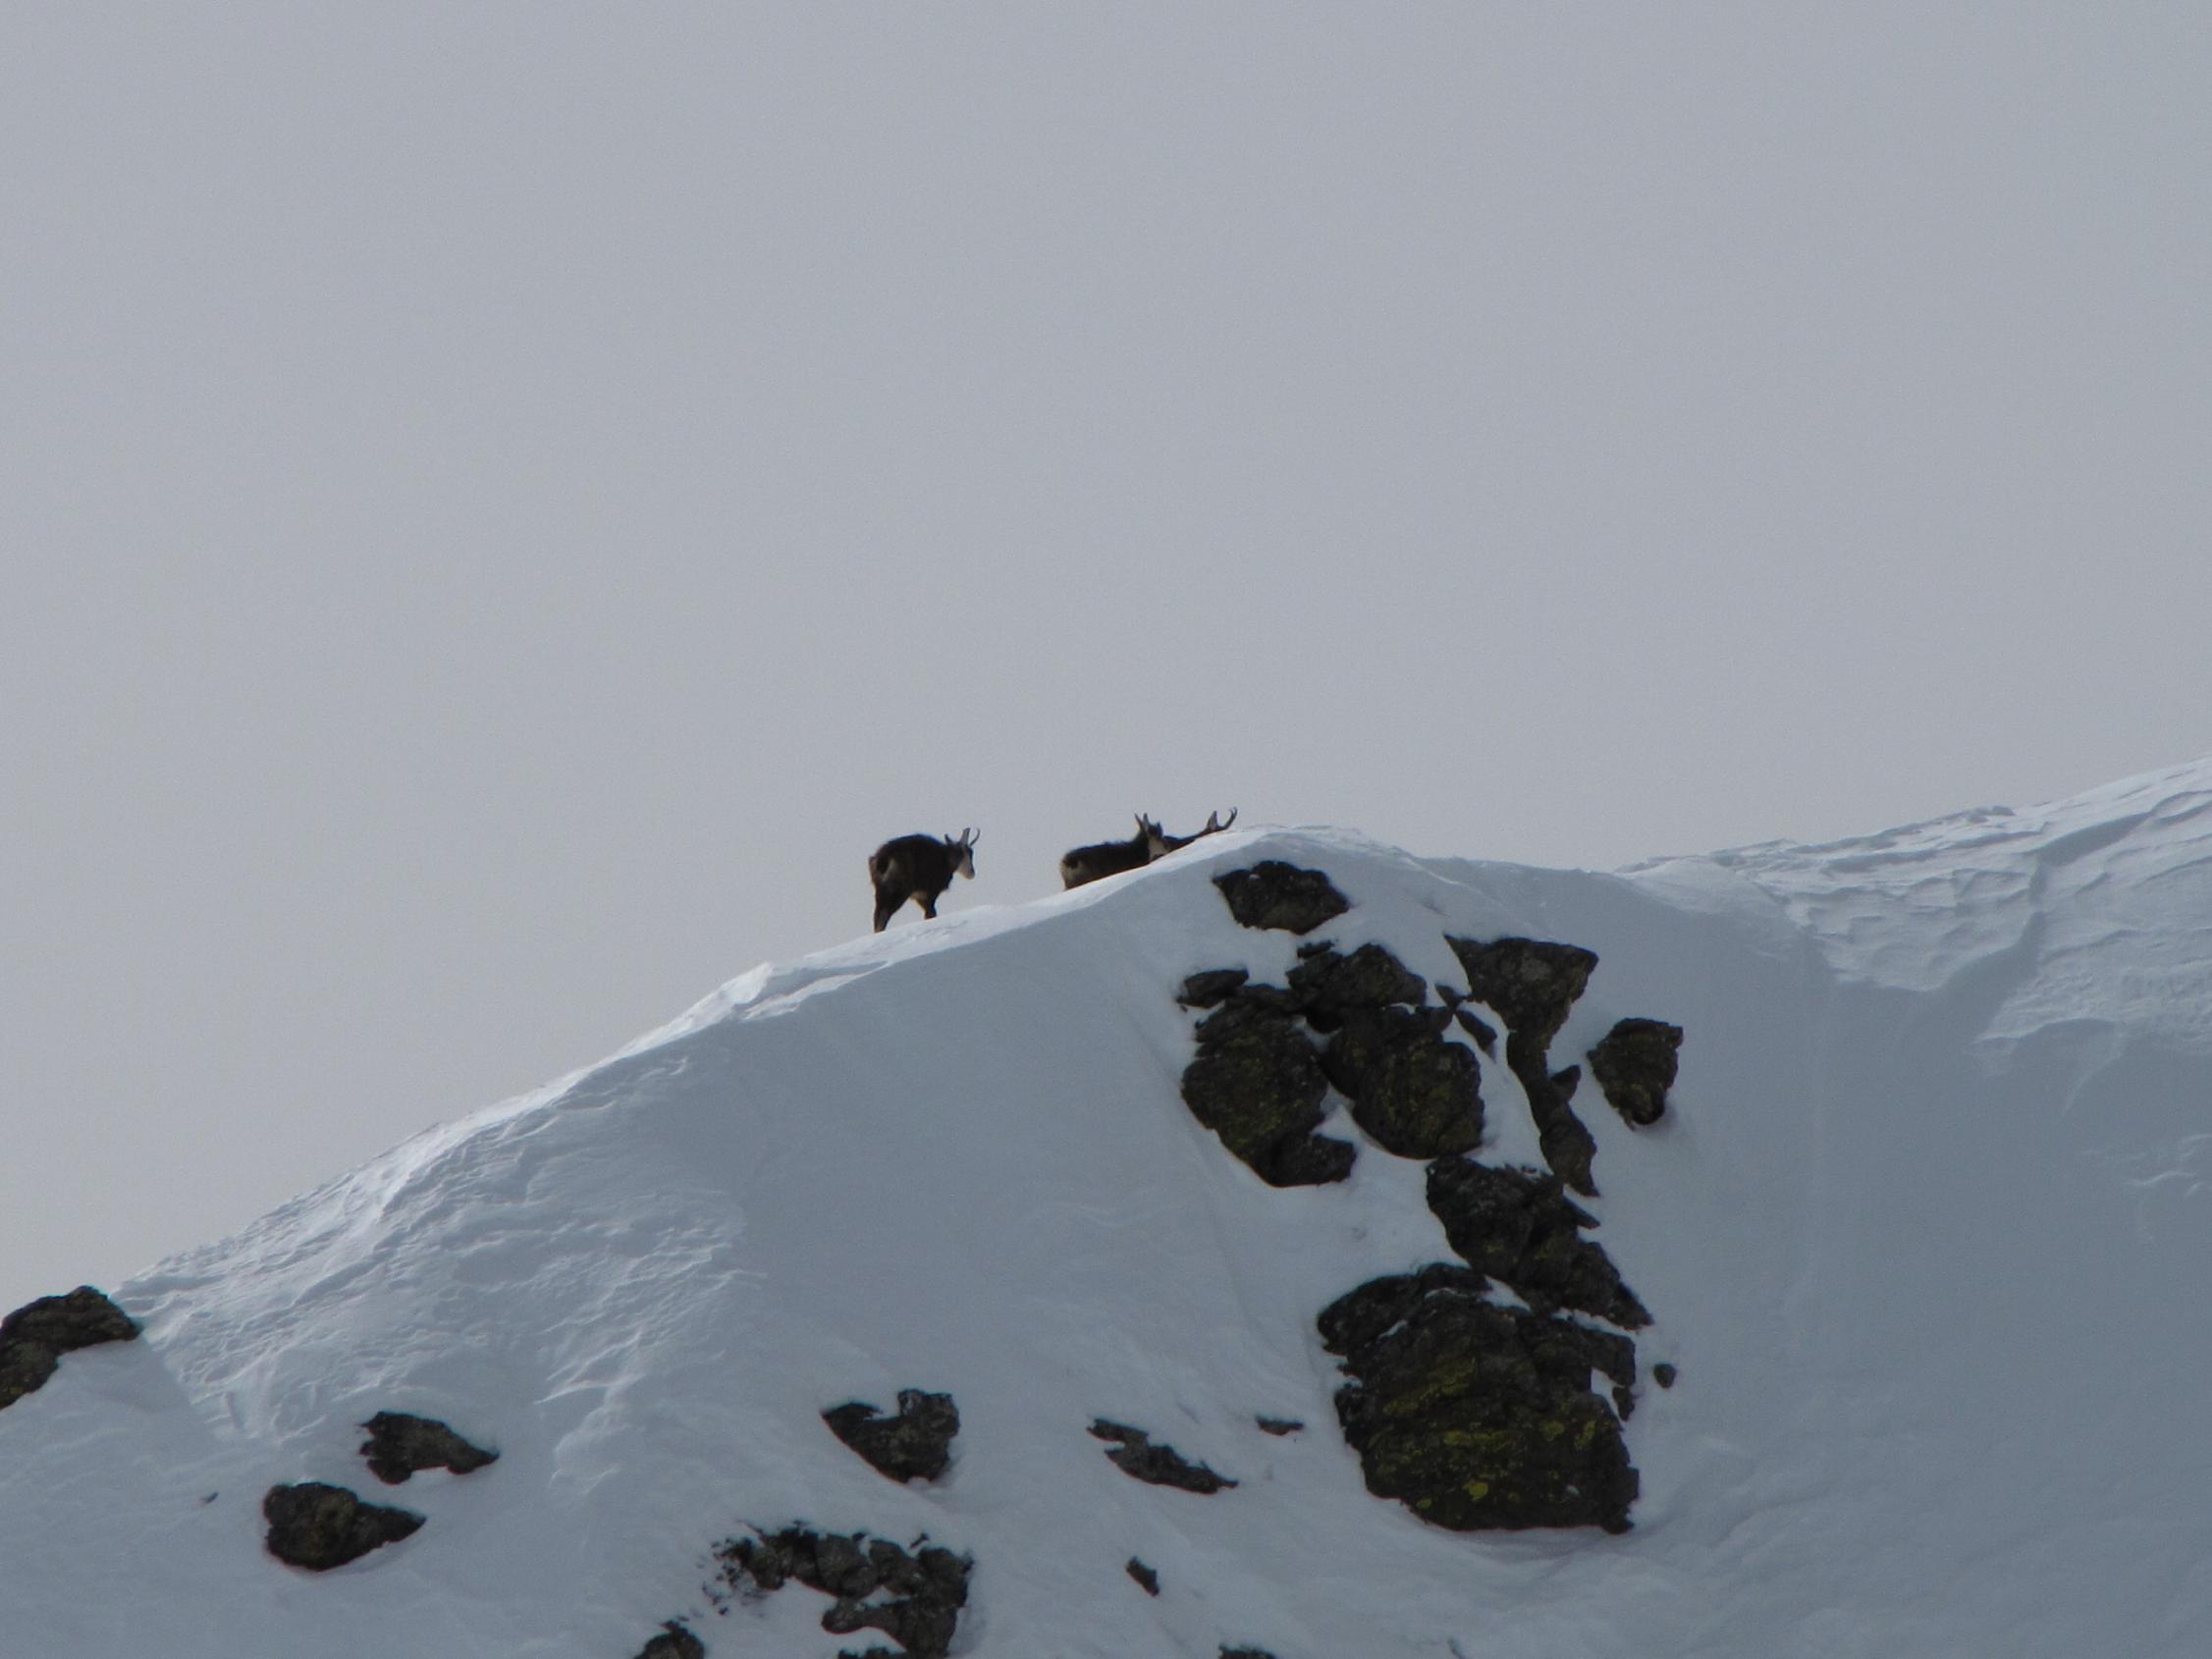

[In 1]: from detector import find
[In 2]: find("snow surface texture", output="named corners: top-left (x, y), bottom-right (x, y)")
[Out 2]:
top-left (6, 763), bottom-right (2212, 1657)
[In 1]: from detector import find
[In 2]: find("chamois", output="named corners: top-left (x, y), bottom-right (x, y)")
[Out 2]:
top-left (1059, 816), bottom-right (1164, 890)
top-left (869, 829), bottom-right (978, 932)
top-left (1149, 807), bottom-right (1238, 855)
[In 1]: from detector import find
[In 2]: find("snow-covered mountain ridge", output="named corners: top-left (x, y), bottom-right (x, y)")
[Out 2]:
top-left (5, 763), bottom-right (2211, 1657)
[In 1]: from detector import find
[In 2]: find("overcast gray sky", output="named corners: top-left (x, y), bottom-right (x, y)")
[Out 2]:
top-left (5, 3), bottom-right (2208, 1312)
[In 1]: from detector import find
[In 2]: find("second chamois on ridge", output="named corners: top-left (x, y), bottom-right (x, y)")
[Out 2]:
top-left (1058, 809), bottom-right (1236, 890)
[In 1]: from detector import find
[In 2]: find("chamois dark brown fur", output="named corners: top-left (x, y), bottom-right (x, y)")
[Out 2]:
top-left (1058, 816), bottom-right (1164, 890)
top-left (869, 829), bottom-right (977, 932)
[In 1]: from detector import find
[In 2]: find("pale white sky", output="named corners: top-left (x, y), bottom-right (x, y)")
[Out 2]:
top-left (5, 2), bottom-right (2208, 1312)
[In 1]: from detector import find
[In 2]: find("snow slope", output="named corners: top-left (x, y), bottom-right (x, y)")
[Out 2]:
top-left (5, 764), bottom-right (2212, 1657)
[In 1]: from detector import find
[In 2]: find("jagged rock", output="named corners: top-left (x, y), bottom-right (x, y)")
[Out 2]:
top-left (1180, 995), bottom-right (1356, 1187)
top-left (1518, 1052), bottom-right (1598, 1198)
top-left (822, 1390), bottom-right (959, 1483)
top-left (1321, 1005), bottom-right (1484, 1159)
top-left (715, 1526), bottom-right (971, 1659)
top-left (0, 1286), bottom-right (138, 1411)
top-left (633, 1622), bottom-right (706, 1659)
top-left (1213, 862), bottom-right (1350, 935)
top-left (1255, 1416), bottom-right (1303, 1436)
top-left (1425, 1158), bottom-right (1649, 1330)
top-left (1320, 1265), bottom-right (1640, 1533)
top-left (1588, 1018), bottom-right (1684, 1127)
top-left (1445, 937), bottom-right (1598, 1048)
top-left (1175, 968), bottom-right (1250, 1009)
top-left (1125, 1557), bottom-right (1160, 1595)
top-left (1286, 941), bottom-right (1427, 1027)
top-left (261, 1481), bottom-right (424, 1570)
top-left (1453, 1007), bottom-right (1498, 1055)
top-left (358, 1412), bottom-right (499, 1484)
top-left (1089, 1419), bottom-right (1236, 1494)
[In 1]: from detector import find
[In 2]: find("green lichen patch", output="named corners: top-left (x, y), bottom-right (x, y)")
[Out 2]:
top-left (1320, 1267), bottom-right (1639, 1533)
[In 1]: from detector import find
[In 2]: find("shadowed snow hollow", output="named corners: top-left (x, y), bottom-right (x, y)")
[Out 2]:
top-left (5, 763), bottom-right (2212, 1657)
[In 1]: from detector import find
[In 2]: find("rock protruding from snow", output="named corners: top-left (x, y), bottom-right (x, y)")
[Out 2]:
top-left (1588, 1019), bottom-right (1684, 1127)
top-left (631, 1622), bottom-right (706, 1659)
top-left (261, 1481), bottom-right (424, 1570)
top-left (1213, 862), bottom-right (1351, 935)
top-left (1180, 991), bottom-right (1357, 1187)
top-left (1286, 941), bottom-right (1429, 1019)
top-left (822, 1389), bottom-right (960, 1484)
top-left (357, 1412), bottom-right (499, 1484)
top-left (1125, 1557), bottom-right (1160, 1595)
top-left (715, 1526), bottom-right (972, 1659)
top-left (1320, 1003), bottom-right (1484, 1158)
top-left (1447, 937), bottom-right (1604, 1194)
top-left (0, 1286), bottom-right (139, 1411)
top-left (1089, 1419), bottom-right (1238, 1494)
top-left (1320, 1265), bottom-right (1639, 1534)
top-left (1426, 1159), bottom-right (1649, 1330)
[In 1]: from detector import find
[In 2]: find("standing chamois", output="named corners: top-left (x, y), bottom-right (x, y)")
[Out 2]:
top-left (1058, 809), bottom-right (1239, 889)
top-left (868, 829), bottom-right (978, 932)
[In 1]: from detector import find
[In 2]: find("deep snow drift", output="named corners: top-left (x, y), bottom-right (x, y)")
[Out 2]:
top-left (5, 763), bottom-right (2212, 1657)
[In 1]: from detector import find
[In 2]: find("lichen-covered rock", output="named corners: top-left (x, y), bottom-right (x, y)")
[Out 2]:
top-left (1089, 1419), bottom-right (1236, 1493)
top-left (0, 1286), bottom-right (138, 1411)
top-left (1320, 1266), bottom-right (1639, 1534)
top-left (715, 1526), bottom-right (971, 1659)
top-left (1444, 937), bottom-right (1598, 1048)
top-left (261, 1481), bottom-right (424, 1570)
top-left (1285, 941), bottom-right (1427, 1026)
top-left (1320, 1005), bottom-right (1484, 1159)
top-left (1425, 1158), bottom-right (1649, 1330)
top-left (822, 1389), bottom-right (960, 1483)
top-left (1588, 1018), bottom-right (1684, 1127)
top-left (633, 1621), bottom-right (706, 1659)
top-left (1179, 995), bottom-right (1356, 1187)
top-left (358, 1412), bottom-right (499, 1484)
top-left (1213, 862), bottom-right (1351, 935)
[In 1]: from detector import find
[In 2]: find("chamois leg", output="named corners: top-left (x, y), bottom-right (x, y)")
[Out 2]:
top-left (919, 890), bottom-right (941, 919)
top-left (873, 890), bottom-right (902, 932)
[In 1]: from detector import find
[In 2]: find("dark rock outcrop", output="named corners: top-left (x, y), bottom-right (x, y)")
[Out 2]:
top-left (1175, 968), bottom-right (1251, 1009)
top-left (1180, 993), bottom-right (1356, 1187)
top-left (261, 1481), bottom-right (424, 1570)
top-left (633, 1622), bottom-right (706, 1659)
top-left (1445, 937), bottom-right (1598, 1047)
top-left (1214, 862), bottom-right (1350, 935)
top-left (1588, 1018), bottom-right (1684, 1127)
top-left (1321, 1004), bottom-right (1484, 1158)
top-left (358, 1412), bottom-right (499, 1484)
top-left (1125, 1557), bottom-right (1160, 1595)
top-left (715, 1526), bottom-right (971, 1659)
top-left (1089, 1419), bottom-right (1236, 1494)
top-left (1320, 1266), bottom-right (1639, 1534)
top-left (1447, 937), bottom-right (1604, 1194)
top-left (1221, 1647), bottom-right (1280, 1658)
top-left (0, 1286), bottom-right (138, 1411)
top-left (1286, 942), bottom-right (1427, 1027)
top-left (1255, 1416), bottom-right (1303, 1436)
top-left (822, 1390), bottom-right (959, 1484)
top-left (1426, 1159), bottom-right (1649, 1330)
